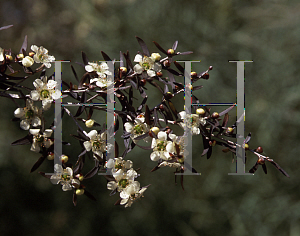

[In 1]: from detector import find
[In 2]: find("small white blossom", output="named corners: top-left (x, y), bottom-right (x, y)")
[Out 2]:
top-left (120, 184), bottom-right (148, 208)
top-left (85, 62), bottom-right (113, 88)
top-left (178, 111), bottom-right (206, 135)
top-left (133, 54), bottom-right (161, 77)
top-left (30, 76), bottom-right (61, 110)
top-left (22, 56), bottom-right (34, 67)
top-left (106, 157), bottom-right (133, 175)
top-left (50, 164), bottom-right (80, 191)
top-left (31, 45), bottom-right (55, 68)
top-left (84, 130), bottom-right (110, 159)
top-left (29, 128), bottom-right (53, 152)
top-left (150, 131), bottom-right (176, 161)
top-left (14, 99), bottom-right (42, 130)
top-left (124, 115), bottom-right (150, 143)
top-left (107, 168), bottom-right (138, 192)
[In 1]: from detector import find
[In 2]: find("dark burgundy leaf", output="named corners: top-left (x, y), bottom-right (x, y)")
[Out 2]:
top-left (84, 190), bottom-right (97, 201)
top-left (145, 104), bottom-right (151, 125)
top-left (262, 163), bottom-right (267, 174)
top-left (249, 161), bottom-right (259, 174)
top-left (73, 191), bottom-right (77, 206)
top-left (101, 51), bottom-right (112, 61)
top-left (11, 135), bottom-right (32, 146)
top-left (174, 61), bottom-right (185, 74)
top-left (136, 36), bottom-right (150, 57)
top-left (172, 41), bottom-right (178, 50)
top-left (219, 105), bottom-right (235, 117)
top-left (71, 65), bottom-right (79, 82)
top-left (19, 35), bottom-right (27, 54)
top-left (153, 41), bottom-right (168, 55)
top-left (267, 159), bottom-right (290, 177)
top-left (82, 51), bottom-right (89, 65)
top-left (84, 166), bottom-right (100, 179)
top-left (30, 155), bottom-right (46, 173)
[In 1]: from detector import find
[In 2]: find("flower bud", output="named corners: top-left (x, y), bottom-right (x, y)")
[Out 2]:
top-left (140, 79), bottom-right (146, 86)
top-left (28, 52), bottom-right (35, 57)
top-left (257, 158), bottom-right (265, 165)
top-left (156, 71), bottom-right (163, 77)
top-left (202, 72), bottom-right (209, 80)
top-left (209, 66), bottom-right (213, 71)
top-left (119, 67), bottom-right (127, 74)
top-left (191, 71), bottom-right (197, 78)
top-left (165, 92), bottom-right (173, 99)
top-left (150, 127), bottom-right (160, 135)
top-left (47, 152), bottom-right (54, 160)
top-left (209, 140), bottom-right (216, 146)
top-left (256, 146), bottom-right (263, 153)
top-left (5, 55), bottom-right (13, 62)
top-left (85, 119), bottom-right (95, 128)
top-left (211, 112), bottom-right (219, 119)
top-left (16, 53), bottom-right (24, 61)
top-left (159, 104), bottom-right (164, 110)
top-left (196, 108), bottom-right (205, 116)
top-left (226, 127), bottom-right (234, 134)
top-left (60, 155), bottom-right (69, 163)
top-left (22, 56), bottom-right (34, 67)
top-left (243, 143), bottom-right (249, 150)
top-left (167, 49), bottom-right (175, 55)
top-left (76, 189), bottom-right (85, 195)
top-left (163, 60), bottom-right (170, 67)
top-left (151, 52), bottom-right (161, 61)
top-left (76, 173), bottom-right (84, 181)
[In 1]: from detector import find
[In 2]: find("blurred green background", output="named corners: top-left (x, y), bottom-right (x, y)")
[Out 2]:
top-left (1, 0), bottom-right (300, 235)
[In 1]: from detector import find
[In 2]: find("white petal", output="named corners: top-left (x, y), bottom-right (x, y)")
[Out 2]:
top-left (151, 138), bottom-right (157, 149)
top-left (124, 122), bottom-right (133, 133)
top-left (87, 130), bottom-right (97, 140)
top-left (14, 108), bottom-right (25, 118)
top-left (51, 90), bottom-right (61, 100)
top-left (106, 159), bottom-right (115, 168)
top-left (147, 70), bottom-right (156, 77)
top-left (43, 139), bottom-right (53, 148)
top-left (133, 64), bottom-right (143, 74)
top-left (33, 79), bottom-right (44, 89)
top-left (47, 80), bottom-right (57, 90)
top-left (166, 142), bottom-right (175, 153)
top-left (54, 164), bottom-right (63, 173)
top-left (83, 141), bottom-right (92, 151)
top-left (85, 65), bottom-right (94, 72)
top-left (42, 101), bottom-right (52, 110)
top-left (150, 151), bottom-right (160, 161)
top-left (135, 116), bottom-right (145, 124)
top-left (169, 134), bottom-right (177, 141)
top-left (107, 181), bottom-right (117, 190)
top-left (66, 167), bottom-right (73, 176)
top-left (29, 129), bottom-right (40, 135)
top-left (62, 183), bottom-right (72, 191)
top-left (43, 129), bottom-right (53, 137)
top-left (30, 142), bottom-right (40, 152)
top-left (157, 131), bottom-right (167, 141)
top-left (20, 120), bottom-right (30, 130)
top-left (30, 90), bottom-right (40, 101)
top-left (134, 54), bottom-right (143, 62)
top-left (32, 117), bottom-right (41, 127)
top-left (178, 111), bottom-right (186, 120)
top-left (31, 45), bottom-right (38, 52)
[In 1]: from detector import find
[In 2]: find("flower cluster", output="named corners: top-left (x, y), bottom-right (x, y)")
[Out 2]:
top-left (0, 26), bottom-right (290, 208)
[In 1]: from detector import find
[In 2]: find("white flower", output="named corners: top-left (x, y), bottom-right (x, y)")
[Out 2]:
top-left (150, 131), bottom-right (176, 161)
top-left (124, 115), bottom-right (150, 143)
top-left (30, 76), bottom-right (61, 110)
top-left (120, 184), bottom-right (148, 208)
top-left (107, 168), bottom-right (138, 192)
top-left (83, 130), bottom-right (107, 159)
top-left (22, 56), bottom-right (34, 67)
top-left (106, 157), bottom-right (133, 175)
top-left (50, 164), bottom-right (80, 191)
top-left (31, 45), bottom-right (55, 68)
top-left (14, 99), bottom-right (42, 130)
top-left (29, 128), bottom-right (53, 152)
top-left (178, 111), bottom-right (206, 135)
top-left (0, 47), bottom-right (4, 62)
top-left (133, 54), bottom-right (161, 77)
top-left (90, 77), bottom-right (113, 88)
top-left (151, 52), bottom-right (161, 61)
top-left (85, 62), bottom-right (112, 77)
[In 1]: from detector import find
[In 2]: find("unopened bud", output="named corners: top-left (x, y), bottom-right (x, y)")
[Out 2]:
top-left (165, 92), bottom-right (173, 99)
top-left (5, 55), bottom-right (13, 61)
top-left (76, 189), bottom-right (85, 195)
top-left (22, 56), bottom-right (34, 67)
top-left (85, 119), bottom-right (95, 128)
top-left (163, 60), bottom-right (170, 67)
top-left (167, 49), bottom-right (175, 55)
top-left (150, 127), bottom-right (160, 136)
top-left (156, 71), bottom-right (163, 77)
top-left (256, 146), bottom-right (263, 153)
top-left (151, 52), bottom-right (161, 61)
top-left (16, 53), bottom-right (24, 61)
top-left (119, 67), bottom-right (127, 74)
top-left (191, 71), bottom-right (197, 78)
top-left (60, 155), bottom-right (69, 163)
top-left (226, 127), bottom-right (234, 133)
top-left (76, 173), bottom-right (84, 181)
top-left (28, 52), bottom-right (35, 57)
top-left (47, 152), bottom-right (54, 160)
top-left (211, 112), bottom-right (219, 119)
top-left (196, 108), bottom-right (205, 116)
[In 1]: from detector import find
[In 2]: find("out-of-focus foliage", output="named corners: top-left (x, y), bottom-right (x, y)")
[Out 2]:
top-left (1, 0), bottom-right (300, 235)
